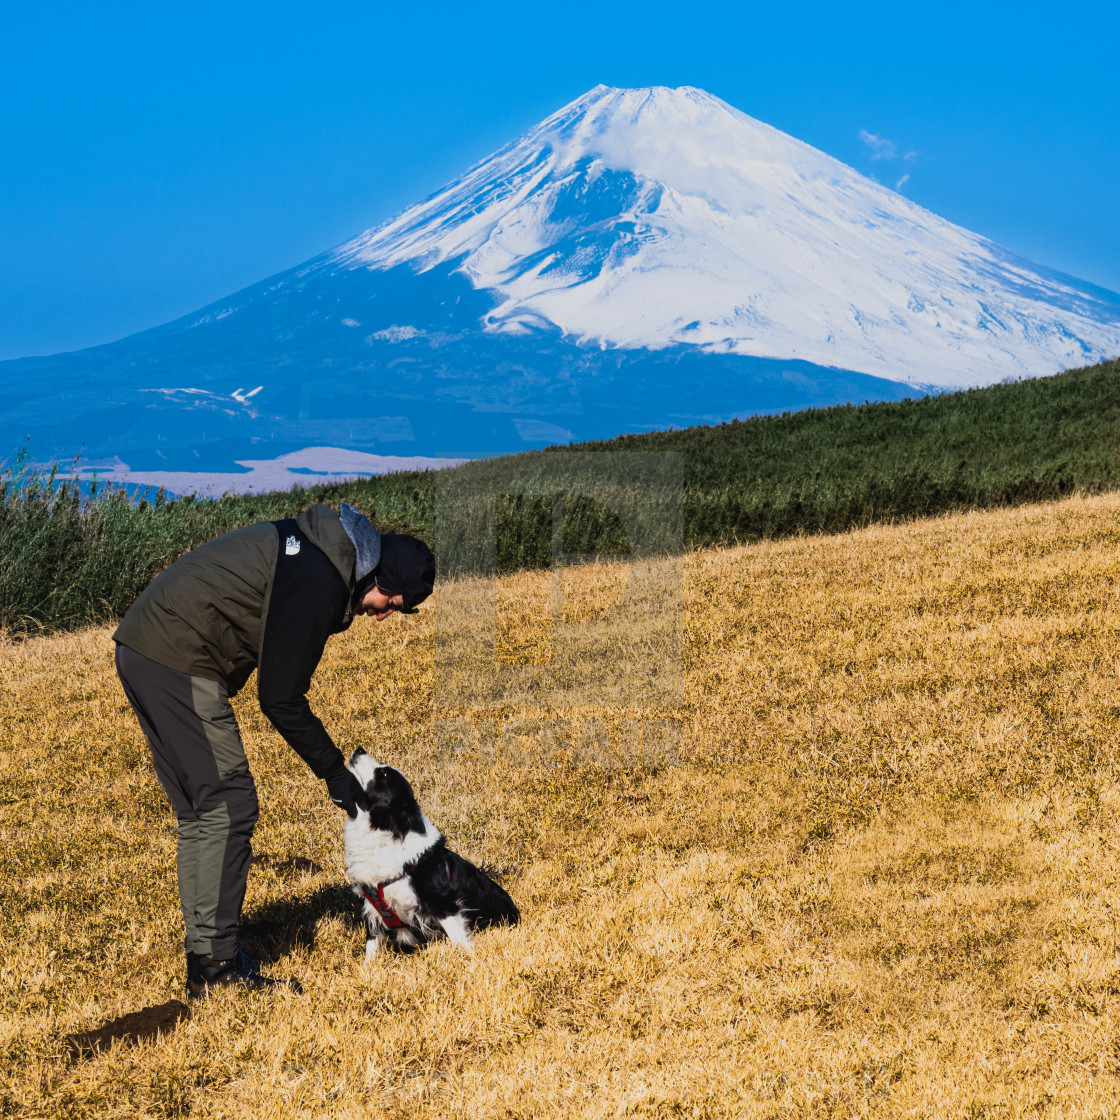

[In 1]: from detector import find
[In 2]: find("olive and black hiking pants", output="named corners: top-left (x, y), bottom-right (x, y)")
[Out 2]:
top-left (115, 643), bottom-right (259, 960)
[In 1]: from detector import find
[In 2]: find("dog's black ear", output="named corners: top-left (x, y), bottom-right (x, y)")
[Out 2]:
top-left (367, 766), bottom-right (425, 840)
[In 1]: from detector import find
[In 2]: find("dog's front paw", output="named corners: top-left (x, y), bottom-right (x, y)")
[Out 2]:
top-left (364, 937), bottom-right (382, 963)
top-left (438, 914), bottom-right (475, 952)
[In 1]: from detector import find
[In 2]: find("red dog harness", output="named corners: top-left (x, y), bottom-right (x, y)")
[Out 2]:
top-left (361, 839), bottom-right (446, 931)
top-left (363, 881), bottom-right (408, 929)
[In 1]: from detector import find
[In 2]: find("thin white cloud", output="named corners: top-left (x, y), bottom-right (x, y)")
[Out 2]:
top-left (860, 130), bottom-right (919, 163)
top-left (861, 130), bottom-right (918, 191)
top-left (859, 130), bottom-right (896, 161)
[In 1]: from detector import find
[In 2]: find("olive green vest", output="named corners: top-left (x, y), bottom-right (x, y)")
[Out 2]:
top-left (113, 504), bottom-right (356, 694)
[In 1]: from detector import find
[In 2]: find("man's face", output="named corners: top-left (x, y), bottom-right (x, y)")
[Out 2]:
top-left (356, 584), bottom-right (405, 621)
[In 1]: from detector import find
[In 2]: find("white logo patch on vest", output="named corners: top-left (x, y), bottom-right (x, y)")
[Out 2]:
top-left (285, 535), bottom-right (301, 556)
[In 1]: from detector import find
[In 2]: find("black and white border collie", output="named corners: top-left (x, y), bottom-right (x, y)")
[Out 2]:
top-left (343, 749), bottom-right (520, 958)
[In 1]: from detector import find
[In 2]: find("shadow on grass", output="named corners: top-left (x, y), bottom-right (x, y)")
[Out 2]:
top-left (239, 882), bottom-right (363, 964)
top-left (62, 1000), bottom-right (191, 1063)
top-left (61, 883), bottom-right (362, 1063)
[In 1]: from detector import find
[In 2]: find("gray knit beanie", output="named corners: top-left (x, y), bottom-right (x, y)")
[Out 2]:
top-left (339, 503), bottom-right (382, 583)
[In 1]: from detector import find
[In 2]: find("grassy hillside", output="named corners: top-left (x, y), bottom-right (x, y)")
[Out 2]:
top-left (5, 492), bottom-right (1120, 1116)
top-left (2, 359), bottom-right (1117, 633)
top-left (586, 355), bottom-right (1120, 538)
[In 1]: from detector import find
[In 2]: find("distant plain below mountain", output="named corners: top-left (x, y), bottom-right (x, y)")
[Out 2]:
top-left (3, 84), bottom-right (1118, 493)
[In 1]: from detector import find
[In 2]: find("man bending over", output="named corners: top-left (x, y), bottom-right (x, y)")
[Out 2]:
top-left (113, 502), bottom-right (434, 998)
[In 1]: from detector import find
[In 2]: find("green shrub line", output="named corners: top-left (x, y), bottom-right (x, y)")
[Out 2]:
top-left (2, 359), bottom-right (1117, 635)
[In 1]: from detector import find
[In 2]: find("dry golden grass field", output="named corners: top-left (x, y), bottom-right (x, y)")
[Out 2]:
top-left (6, 492), bottom-right (1120, 1118)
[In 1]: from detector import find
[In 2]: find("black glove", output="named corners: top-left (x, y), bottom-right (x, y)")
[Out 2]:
top-left (325, 770), bottom-right (362, 818)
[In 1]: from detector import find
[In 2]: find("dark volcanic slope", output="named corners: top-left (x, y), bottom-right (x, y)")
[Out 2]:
top-left (0, 255), bottom-right (919, 470)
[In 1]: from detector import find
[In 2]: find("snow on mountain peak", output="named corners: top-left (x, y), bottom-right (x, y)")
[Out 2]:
top-left (334, 85), bottom-right (1120, 389)
top-left (540, 84), bottom-right (833, 189)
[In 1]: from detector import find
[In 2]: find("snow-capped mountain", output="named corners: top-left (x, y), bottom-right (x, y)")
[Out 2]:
top-left (338, 84), bottom-right (1119, 389)
top-left (2, 84), bottom-right (1118, 482)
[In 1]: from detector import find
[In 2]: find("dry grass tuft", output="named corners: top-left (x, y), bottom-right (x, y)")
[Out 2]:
top-left (5, 492), bottom-right (1120, 1116)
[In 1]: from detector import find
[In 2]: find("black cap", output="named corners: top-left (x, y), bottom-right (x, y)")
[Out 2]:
top-left (376, 534), bottom-right (435, 613)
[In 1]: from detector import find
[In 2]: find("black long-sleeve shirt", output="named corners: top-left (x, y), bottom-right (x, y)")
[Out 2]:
top-left (257, 518), bottom-right (352, 783)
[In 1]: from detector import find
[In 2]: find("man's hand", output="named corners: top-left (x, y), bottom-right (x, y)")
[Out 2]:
top-left (326, 770), bottom-right (363, 818)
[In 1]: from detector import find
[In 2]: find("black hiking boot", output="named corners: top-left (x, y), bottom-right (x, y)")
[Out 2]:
top-left (186, 948), bottom-right (300, 1000)
top-left (186, 950), bottom-right (203, 993)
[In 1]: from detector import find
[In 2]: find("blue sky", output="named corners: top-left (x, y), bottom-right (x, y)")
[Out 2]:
top-left (2, 0), bottom-right (1117, 361)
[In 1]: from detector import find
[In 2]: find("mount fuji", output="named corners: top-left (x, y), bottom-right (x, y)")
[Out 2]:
top-left (4, 84), bottom-right (1119, 484)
